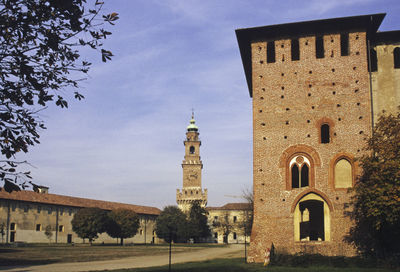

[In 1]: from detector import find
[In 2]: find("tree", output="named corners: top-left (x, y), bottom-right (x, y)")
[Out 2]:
top-left (187, 201), bottom-right (210, 243)
top-left (71, 207), bottom-right (109, 244)
top-left (44, 225), bottom-right (52, 243)
top-left (345, 111), bottom-right (400, 260)
top-left (0, 0), bottom-right (118, 190)
top-left (155, 206), bottom-right (188, 243)
top-left (242, 187), bottom-right (254, 236)
top-left (0, 222), bottom-right (5, 243)
top-left (106, 209), bottom-right (139, 246)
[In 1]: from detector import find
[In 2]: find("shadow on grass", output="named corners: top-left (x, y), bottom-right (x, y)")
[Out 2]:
top-left (0, 257), bottom-right (58, 266)
top-left (95, 258), bottom-right (400, 272)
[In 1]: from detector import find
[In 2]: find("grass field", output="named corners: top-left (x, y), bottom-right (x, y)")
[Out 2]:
top-left (0, 243), bottom-right (209, 266)
top-left (1, 244), bottom-right (398, 272)
top-left (96, 258), bottom-right (400, 272)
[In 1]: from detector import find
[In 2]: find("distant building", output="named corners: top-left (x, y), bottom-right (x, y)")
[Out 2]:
top-left (207, 203), bottom-right (252, 244)
top-left (236, 13), bottom-right (400, 261)
top-left (176, 113), bottom-right (207, 212)
top-left (0, 189), bottom-right (160, 244)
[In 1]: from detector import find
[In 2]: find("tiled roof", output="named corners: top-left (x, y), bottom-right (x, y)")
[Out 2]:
top-left (207, 202), bottom-right (252, 211)
top-left (0, 189), bottom-right (160, 216)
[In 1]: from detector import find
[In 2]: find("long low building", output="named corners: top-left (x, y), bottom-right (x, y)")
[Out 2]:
top-left (0, 188), bottom-right (161, 244)
top-left (207, 203), bottom-right (252, 244)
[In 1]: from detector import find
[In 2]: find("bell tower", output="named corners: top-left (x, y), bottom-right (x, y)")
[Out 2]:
top-left (176, 112), bottom-right (207, 212)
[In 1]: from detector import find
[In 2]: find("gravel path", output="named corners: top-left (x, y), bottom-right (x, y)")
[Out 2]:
top-left (2, 244), bottom-right (244, 272)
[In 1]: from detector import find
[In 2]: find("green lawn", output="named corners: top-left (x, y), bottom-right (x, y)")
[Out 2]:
top-left (94, 258), bottom-right (400, 272)
top-left (0, 243), bottom-right (207, 266)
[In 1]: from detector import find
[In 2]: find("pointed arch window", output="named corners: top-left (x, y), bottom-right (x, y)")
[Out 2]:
top-left (291, 165), bottom-right (299, 188)
top-left (290, 155), bottom-right (310, 189)
top-left (293, 193), bottom-right (331, 242)
top-left (329, 153), bottom-right (355, 190)
top-left (189, 146), bottom-right (195, 154)
top-left (334, 159), bottom-right (353, 188)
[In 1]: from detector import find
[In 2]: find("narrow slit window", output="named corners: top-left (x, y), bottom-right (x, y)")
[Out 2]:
top-left (369, 48), bottom-right (378, 72)
top-left (291, 39), bottom-right (300, 61)
top-left (340, 33), bottom-right (349, 56)
top-left (321, 124), bottom-right (330, 144)
top-left (316, 36), bottom-right (324, 58)
top-left (292, 164), bottom-right (299, 188)
top-left (394, 47), bottom-right (400, 69)
top-left (267, 41), bottom-right (276, 63)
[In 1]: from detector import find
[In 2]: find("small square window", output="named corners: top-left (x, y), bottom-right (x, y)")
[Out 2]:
top-left (36, 224), bottom-right (42, 231)
top-left (58, 225), bottom-right (64, 232)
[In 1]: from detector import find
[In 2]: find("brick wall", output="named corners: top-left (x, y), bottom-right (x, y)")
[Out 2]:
top-left (248, 31), bottom-right (372, 262)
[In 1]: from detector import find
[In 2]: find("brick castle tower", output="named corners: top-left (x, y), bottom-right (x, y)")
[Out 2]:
top-left (236, 14), bottom-right (399, 261)
top-left (176, 113), bottom-right (207, 212)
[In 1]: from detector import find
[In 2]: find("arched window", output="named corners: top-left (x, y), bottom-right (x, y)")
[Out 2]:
top-left (290, 155), bottom-right (310, 189)
top-left (321, 124), bottom-right (330, 143)
top-left (280, 145), bottom-right (321, 190)
top-left (291, 164), bottom-right (299, 188)
top-left (189, 146), bottom-right (195, 154)
top-left (334, 159), bottom-right (352, 188)
top-left (293, 192), bottom-right (331, 242)
top-left (301, 164), bottom-right (309, 187)
top-left (394, 47), bottom-right (400, 69)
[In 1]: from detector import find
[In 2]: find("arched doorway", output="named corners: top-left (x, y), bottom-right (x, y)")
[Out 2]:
top-left (293, 193), bottom-right (331, 242)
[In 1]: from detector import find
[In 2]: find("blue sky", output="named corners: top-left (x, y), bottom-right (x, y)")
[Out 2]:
top-left (17, 0), bottom-right (400, 209)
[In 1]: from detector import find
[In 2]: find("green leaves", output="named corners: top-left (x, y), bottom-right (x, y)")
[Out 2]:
top-left (155, 206), bottom-right (189, 243)
top-left (106, 209), bottom-right (139, 245)
top-left (71, 208), bottom-right (110, 243)
top-left (101, 49), bottom-right (113, 62)
top-left (103, 12), bottom-right (119, 25)
top-left (0, 0), bottom-right (118, 190)
top-left (346, 110), bottom-right (400, 259)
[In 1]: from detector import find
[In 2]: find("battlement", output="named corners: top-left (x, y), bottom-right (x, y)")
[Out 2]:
top-left (176, 188), bottom-right (207, 212)
top-left (236, 13), bottom-right (386, 97)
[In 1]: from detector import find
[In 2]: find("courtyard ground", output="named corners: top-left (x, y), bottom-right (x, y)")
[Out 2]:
top-left (0, 243), bottom-right (243, 272)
